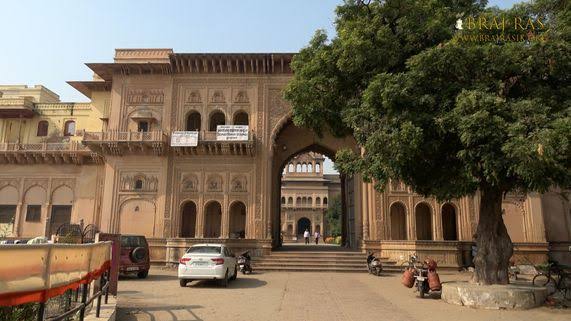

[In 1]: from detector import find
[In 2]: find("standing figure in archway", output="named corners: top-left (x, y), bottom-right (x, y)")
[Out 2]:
top-left (314, 230), bottom-right (320, 245)
top-left (303, 229), bottom-right (310, 245)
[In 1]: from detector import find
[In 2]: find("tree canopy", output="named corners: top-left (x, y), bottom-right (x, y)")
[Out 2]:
top-left (285, 0), bottom-right (570, 284)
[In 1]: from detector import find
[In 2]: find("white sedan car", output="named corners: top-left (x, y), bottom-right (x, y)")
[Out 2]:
top-left (178, 244), bottom-right (237, 287)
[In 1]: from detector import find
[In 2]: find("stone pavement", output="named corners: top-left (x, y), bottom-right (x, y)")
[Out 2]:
top-left (116, 267), bottom-right (570, 321)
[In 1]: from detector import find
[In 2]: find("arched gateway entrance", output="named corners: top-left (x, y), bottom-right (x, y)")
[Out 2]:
top-left (270, 118), bottom-right (362, 249)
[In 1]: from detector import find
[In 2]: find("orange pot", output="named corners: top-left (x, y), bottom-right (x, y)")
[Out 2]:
top-left (428, 270), bottom-right (441, 291)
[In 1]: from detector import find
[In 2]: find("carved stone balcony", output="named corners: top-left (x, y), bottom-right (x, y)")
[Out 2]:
top-left (0, 98), bottom-right (36, 118)
top-left (172, 131), bottom-right (255, 156)
top-left (0, 142), bottom-right (100, 164)
top-left (82, 131), bottom-right (168, 156)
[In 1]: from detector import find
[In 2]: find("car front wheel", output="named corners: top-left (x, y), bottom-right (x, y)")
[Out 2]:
top-left (180, 279), bottom-right (188, 287)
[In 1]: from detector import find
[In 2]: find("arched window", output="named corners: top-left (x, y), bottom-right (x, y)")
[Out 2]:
top-left (323, 197), bottom-right (328, 206)
top-left (180, 201), bottom-right (197, 237)
top-left (288, 163), bottom-right (294, 172)
top-left (209, 111), bottom-right (225, 131)
top-left (315, 163), bottom-right (321, 173)
top-left (302, 163), bottom-right (307, 172)
top-left (316, 197), bottom-right (321, 206)
top-left (302, 197), bottom-right (307, 205)
top-left (390, 202), bottom-right (407, 240)
top-left (288, 197), bottom-right (293, 205)
top-left (37, 121), bottom-right (48, 137)
top-left (415, 203), bottom-right (433, 240)
top-left (64, 120), bottom-right (75, 136)
top-left (308, 197), bottom-right (312, 206)
top-left (296, 164), bottom-right (302, 172)
top-left (442, 203), bottom-right (458, 240)
top-left (308, 163), bottom-right (313, 172)
top-left (229, 201), bottom-right (246, 238)
top-left (281, 197), bottom-right (286, 204)
top-left (233, 111), bottom-right (249, 125)
top-left (186, 111), bottom-right (201, 131)
top-left (296, 197), bottom-right (301, 205)
top-left (134, 179), bottom-right (143, 190)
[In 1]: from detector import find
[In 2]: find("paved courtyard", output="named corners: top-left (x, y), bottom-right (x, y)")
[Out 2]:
top-left (116, 267), bottom-right (569, 321)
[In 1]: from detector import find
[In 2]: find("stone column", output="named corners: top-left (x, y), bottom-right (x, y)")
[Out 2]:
top-left (196, 196), bottom-right (204, 238)
top-left (434, 202), bottom-right (443, 240)
top-left (13, 202), bottom-right (23, 237)
top-left (222, 195), bottom-right (230, 238)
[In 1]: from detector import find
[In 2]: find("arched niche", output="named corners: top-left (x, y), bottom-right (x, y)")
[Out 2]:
top-left (119, 199), bottom-right (156, 237)
top-left (204, 201), bottom-right (222, 238)
top-left (415, 202), bottom-right (432, 240)
top-left (180, 201), bottom-right (197, 237)
top-left (390, 202), bottom-right (407, 240)
top-left (229, 201), bottom-right (246, 238)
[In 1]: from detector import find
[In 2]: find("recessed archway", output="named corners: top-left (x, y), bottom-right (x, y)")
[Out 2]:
top-left (297, 217), bottom-right (311, 236)
top-left (270, 117), bottom-right (360, 249)
top-left (229, 201), bottom-right (246, 238)
top-left (180, 201), bottom-right (197, 237)
top-left (204, 201), bottom-right (222, 238)
top-left (208, 111), bottom-right (226, 131)
top-left (442, 203), bottom-right (458, 240)
top-left (415, 202), bottom-right (432, 240)
top-left (390, 202), bottom-right (407, 240)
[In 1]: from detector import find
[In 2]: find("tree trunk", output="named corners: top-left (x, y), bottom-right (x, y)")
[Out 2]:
top-left (472, 187), bottom-right (513, 285)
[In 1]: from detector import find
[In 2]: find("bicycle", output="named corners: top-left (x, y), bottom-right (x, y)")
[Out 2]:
top-left (532, 260), bottom-right (570, 299)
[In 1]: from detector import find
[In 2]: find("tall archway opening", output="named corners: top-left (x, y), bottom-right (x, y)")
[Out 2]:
top-left (415, 202), bottom-right (432, 240)
top-left (229, 201), bottom-right (246, 239)
top-left (297, 217), bottom-right (311, 236)
top-left (271, 118), bottom-right (361, 250)
top-left (180, 201), bottom-right (197, 237)
top-left (442, 203), bottom-right (458, 240)
top-left (390, 202), bottom-right (407, 240)
top-left (204, 201), bottom-right (222, 238)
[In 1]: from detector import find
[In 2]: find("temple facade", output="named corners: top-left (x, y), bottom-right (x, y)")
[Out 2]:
top-left (0, 49), bottom-right (569, 266)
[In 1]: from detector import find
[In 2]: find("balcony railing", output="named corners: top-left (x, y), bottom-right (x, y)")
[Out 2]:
top-left (0, 142), bottom-right (89, 152)
top-left (0, 141), bottom-right (98, 165)
top-left (172, 130), bottom-right (255, 156)
top-left (82, 131), bottom-right (168, 156)
top-left (83, 130), bottom-right (167, 142)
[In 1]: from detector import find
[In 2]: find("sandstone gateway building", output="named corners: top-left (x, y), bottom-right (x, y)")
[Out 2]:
top-left (0, 49), bottom-right (569, 267)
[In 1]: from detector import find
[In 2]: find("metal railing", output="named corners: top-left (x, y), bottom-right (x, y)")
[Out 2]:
top-left (42, 271), bottom-right (110, 321)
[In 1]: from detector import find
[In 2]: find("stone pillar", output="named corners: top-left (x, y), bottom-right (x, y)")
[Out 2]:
top-left (13, 202), bottom-right (23, 237)
top-left (196, 196), bottom-right (204, 238)
top-left (222, 195), bottom-right (229, 238)
top-left (434, 202), bottom-right (443, 240)
top-left (44, 203), bottom-right (52, 237)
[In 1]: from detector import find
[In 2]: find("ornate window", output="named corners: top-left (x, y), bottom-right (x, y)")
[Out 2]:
top-left (134, 179), bottom-right (143, 190)
top-left (64, 120), bottom-right (76, 136)
top-left (37, 121), bottom-right (48, 137)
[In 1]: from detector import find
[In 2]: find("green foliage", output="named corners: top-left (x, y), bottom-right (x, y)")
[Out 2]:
top-left (325, 196), bottom-right (343, 236)
top-left (285, 0), bottom-right (571, 200)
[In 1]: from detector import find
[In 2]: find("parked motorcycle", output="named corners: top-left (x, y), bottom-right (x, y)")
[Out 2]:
top-left (402, 256), bottom-right (441, 298)
top-left (237, 251), bottom-right (253, 274)
top-left (367, 252), bottom-right (383, 276)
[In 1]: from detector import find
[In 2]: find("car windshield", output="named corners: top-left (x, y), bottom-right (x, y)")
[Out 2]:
top-left (186, 246), bottom-right (221, 254)
top-left (121, 236), bottom-right (147, 248)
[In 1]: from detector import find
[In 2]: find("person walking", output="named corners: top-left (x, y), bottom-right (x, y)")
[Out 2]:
top-left (314, 231), bottom-right (321, 245)
top-left (303, 229), bottom-right (310, 245)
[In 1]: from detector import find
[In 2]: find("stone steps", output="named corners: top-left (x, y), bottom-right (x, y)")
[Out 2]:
top-left (252, 250), bottom-right (400, 273)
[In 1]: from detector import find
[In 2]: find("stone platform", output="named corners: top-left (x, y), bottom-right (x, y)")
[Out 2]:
top-left (441, 281), bottom-right (547, 310)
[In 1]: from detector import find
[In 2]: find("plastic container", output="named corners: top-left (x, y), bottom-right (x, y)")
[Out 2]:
top-left (402, 268), bottom-right (415, 288)
top-left (428, 270), bottom-right (441, 291)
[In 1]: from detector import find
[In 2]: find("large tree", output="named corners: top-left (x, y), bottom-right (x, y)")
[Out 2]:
top-left (285, 0), bottom-right (570, 284)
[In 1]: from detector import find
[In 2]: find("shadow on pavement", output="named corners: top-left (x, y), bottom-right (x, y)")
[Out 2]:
top-left (117, 305), bottom-right (204, 321)
top-left (187, 277), bottom-right (267, 289)
top-left (120, 273), bottom-right (178, 282)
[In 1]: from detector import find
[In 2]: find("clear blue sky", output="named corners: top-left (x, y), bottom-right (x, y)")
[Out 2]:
top-left (0, 0), bottom-right (520, 174)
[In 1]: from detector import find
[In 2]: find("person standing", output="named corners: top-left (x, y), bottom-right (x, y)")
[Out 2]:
top-left (303, 229), bottom-right (310, 244)
top-left (314, 231), bottom-right (321, 245)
